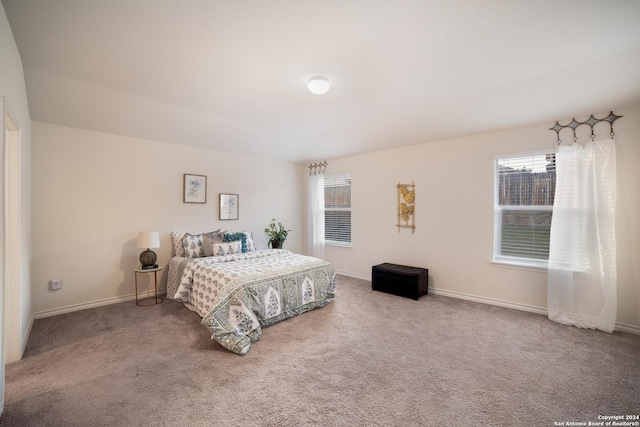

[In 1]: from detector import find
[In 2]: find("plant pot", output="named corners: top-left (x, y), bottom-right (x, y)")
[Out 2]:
top-left (270, 240), bottom-right (283, 249)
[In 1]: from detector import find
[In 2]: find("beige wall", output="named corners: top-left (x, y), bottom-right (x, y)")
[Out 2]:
top-left (31, 106), bottom-right (640, 332)
top-left (28, 111), bottom-right (640, 332)
top-left (325, 106), bottom-right (640, 331)
top-left (26, 102), bottom-right (640, 332)
top-left (31, 122), bottom-right (305, 315)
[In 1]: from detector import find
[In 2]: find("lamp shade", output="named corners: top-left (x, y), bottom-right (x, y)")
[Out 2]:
top-left (137, 231), bottom-right (160, 249)
top-left (307, 76), bottom-right (330, 94)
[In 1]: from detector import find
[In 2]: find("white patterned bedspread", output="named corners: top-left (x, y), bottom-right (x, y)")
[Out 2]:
top-left (168, 250), bottom-right (336, 354)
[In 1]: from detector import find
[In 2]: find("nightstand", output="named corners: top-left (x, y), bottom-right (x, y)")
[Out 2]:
top-left (134, 266), bottom-right (164, 306)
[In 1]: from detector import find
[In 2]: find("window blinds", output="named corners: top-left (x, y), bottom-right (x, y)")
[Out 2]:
top-left (324, 174), bottom-right (351, 244)
top-left (494, 151), bottom-right (556, 263)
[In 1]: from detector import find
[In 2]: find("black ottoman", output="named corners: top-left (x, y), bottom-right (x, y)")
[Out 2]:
top-left (372, 263), bottom-right (429, 300)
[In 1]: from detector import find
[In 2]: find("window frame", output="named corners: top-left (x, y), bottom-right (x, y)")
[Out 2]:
top-left (324, 173), bottom-right (352, 248)
top-left (492, 149), bottom-right (556, 270)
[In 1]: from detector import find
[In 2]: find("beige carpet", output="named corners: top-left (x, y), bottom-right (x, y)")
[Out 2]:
top-left (3, 275), bottom-right (639, 426)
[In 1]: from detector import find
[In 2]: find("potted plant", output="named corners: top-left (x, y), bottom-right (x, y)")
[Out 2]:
top-left (264, 218), bottom-right (291, 249)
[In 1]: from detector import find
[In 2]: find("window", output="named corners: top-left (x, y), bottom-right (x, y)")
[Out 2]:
top-left (324, 173), bottom-right (351, 246)
top-left (493, 150), bottom-right (556, 267)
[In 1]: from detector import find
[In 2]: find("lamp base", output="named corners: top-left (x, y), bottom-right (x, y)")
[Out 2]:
top-left (140, 249), bottom-right (157, 268)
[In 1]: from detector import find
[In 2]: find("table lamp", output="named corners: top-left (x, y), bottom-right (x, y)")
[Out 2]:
top-left (137, 231), bottom-right (160, 269)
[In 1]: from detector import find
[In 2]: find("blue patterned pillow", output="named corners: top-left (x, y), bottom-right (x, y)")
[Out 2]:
top-left (174, 230), bottom-right (221, 257)
top-left (223, 232), bottom-right (247, 253)
top-left (182, 233), bottom-right (205, 258)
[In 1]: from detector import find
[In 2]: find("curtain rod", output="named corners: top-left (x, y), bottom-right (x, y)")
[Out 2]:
top-left (550, 111), bottom-right (622, 145)
top-left (308, 161), bottom-right (328, 176)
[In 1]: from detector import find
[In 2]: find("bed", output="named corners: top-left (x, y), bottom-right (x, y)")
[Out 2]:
top-left (166, 231), bottom-right (336, 355)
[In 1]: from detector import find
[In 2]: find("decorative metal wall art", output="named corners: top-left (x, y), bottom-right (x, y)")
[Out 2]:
top-left (397, 181), bottom-right (416, 233)
top-left (549, 111), bottom-right (622, 145)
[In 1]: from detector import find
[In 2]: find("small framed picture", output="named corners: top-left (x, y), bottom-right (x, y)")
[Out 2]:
top-left (219, 193), bottom-right (239, 220)
top-left (183, 174), bottom-right (207, 203)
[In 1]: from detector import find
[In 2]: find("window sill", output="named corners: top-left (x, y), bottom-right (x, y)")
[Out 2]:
top-left (490, 259), bottom-right (548, 273)
top-left (326, 242), bottom-right (352, 249)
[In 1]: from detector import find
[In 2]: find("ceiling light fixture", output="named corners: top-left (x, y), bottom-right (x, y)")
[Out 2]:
top-left (307, 76), bottom-right (330, 95)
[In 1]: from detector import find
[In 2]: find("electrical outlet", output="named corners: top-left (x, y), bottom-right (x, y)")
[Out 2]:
top-left (50, 278), bottom-right (63, 290)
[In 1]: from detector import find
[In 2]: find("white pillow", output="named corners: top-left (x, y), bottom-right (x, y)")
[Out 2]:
top-left (171, 232), bottom-right (186, 257)
top-left (212, 240), bottom-right (242, 257)
top-left (182, 233), bottom-right (206, 258)
top-left (203, 230), bottom-right (227, 257)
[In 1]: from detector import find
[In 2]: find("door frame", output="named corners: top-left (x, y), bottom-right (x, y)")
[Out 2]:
top-left (3, 96), bottom-right (21, 363)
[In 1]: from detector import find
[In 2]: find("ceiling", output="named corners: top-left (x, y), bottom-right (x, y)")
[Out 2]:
top-left (4, 0), bottom-right (640, 163)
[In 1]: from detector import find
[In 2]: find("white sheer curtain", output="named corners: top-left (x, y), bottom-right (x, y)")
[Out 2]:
top-left (547, 139), bottom-right (617, 333)
top-left (308, 174), bottom-right (325, 259)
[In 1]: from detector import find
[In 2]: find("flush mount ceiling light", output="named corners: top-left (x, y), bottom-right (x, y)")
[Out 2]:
top-left (307, 76), bottom-right (330, 95)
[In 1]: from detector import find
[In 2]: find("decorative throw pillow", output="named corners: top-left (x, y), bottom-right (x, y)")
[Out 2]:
top-left (243, 231), bottom-right (256, 251)
top-left (174, 230), bottom-right (221, 258)
top-left (212, 240), bottom-right (242, 257)
top-left (171, 232), bottom-right (186, 257)
top-left (182, 233), bottom-right (206, 258)
top-left (223, 232), bottom-right (247, 253)
top-left (203, 230), bottom-right (227, 257)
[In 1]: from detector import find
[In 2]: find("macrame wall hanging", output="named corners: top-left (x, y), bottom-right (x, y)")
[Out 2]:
top-left (549, 111), bottom-right (622, 145)
top-left (396, 181), bottom-right (416, 233)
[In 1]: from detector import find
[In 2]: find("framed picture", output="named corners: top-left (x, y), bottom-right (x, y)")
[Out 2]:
top-left (219, 193), bottom-right (239, 220)
top-left (183, 174), bottom-right (207, 203)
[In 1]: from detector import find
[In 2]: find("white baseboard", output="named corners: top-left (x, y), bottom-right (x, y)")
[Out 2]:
top-left (335, 269), bottom-right (371, 281)
top-left (430, 287), bottom-right (548, 315)
top-left (337, 270), bottom-right (639, 335)
top-left (33, 288), bottom-right (167, 319)
top-left (31, 272), bottom-right (640, 337)
top-left (614, 322), bottom-right (640, 335)
top-left (21, 315), bottom-right (34, 357)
